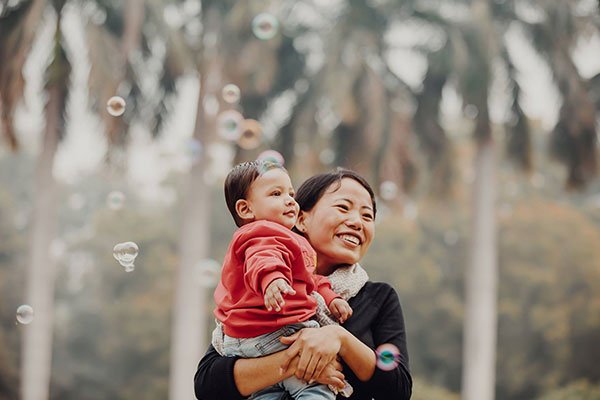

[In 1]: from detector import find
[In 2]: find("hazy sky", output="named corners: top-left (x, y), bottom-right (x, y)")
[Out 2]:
top-left (11, 4), bottom-right (600, 201)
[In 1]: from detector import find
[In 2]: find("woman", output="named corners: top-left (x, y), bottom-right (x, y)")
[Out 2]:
top-left (195, 169), bottom-right (412, 399)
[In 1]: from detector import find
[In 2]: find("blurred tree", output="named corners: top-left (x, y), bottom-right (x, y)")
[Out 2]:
top-left (0, 0), bottom-right (45, 151)
top-left (12, 1), bottom-right (72, 399)
top-left (539, 380), bottom-right (600, 400)
top-left (409, 1), bottom-right (599, 398)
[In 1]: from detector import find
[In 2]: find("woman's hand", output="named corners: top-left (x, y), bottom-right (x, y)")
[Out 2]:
top-left (279, 325), bottom-right (345, 383)
top-left (315, 359), bottom-right (346, 390)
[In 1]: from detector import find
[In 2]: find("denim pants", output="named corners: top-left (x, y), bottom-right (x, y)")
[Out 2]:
top-left (222, 320), bottom-right (335, 400)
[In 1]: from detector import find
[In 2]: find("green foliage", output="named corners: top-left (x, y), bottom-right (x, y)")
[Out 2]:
top-left (364, 191), bottom-right (600, 399)
top-left (411, 377), bottom-right (460, 400)
top-left (539, 380), bottom-right (600, 400)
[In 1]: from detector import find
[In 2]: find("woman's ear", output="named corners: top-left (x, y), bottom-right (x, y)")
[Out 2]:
top-left (295, 210), bottom-right (307, 233)
top-left (235, 199), bottom-right (254, 222)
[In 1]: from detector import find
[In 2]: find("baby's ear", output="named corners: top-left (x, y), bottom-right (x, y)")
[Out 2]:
top-left (235, 199), bottom-right (254, 221)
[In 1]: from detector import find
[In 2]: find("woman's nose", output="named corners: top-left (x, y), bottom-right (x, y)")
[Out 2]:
top-left (345, 211), bottom-right (362, 230)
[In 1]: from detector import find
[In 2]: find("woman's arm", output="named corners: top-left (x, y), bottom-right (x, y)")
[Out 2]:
top-left (279, 284), bottom-right (412, 399)
top-left (194, 345), bottom-right (298, 399)
top-left (357, 284), bottom-right (412, 399)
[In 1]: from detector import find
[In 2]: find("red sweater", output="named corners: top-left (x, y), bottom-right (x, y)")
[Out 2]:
top-left (214, 220), bottom-right (340, 338)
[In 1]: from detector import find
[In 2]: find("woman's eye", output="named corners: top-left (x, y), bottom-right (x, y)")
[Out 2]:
top-left (363, 213), bottom-right (374, 221)
top-left (335, 204), bottom-right (349, 211)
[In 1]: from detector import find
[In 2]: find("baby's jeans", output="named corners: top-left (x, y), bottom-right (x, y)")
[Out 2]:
top-left (222, 320), bottom-right (335, 400)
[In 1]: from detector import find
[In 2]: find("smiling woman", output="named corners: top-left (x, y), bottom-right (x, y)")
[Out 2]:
top-left (195, 168), bottom-right (412, 400)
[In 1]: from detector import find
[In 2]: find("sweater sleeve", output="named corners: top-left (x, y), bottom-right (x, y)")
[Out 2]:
top-left (313, 274), bottom-right (341, 306)
top-left (194, 345), bottom-right (247, 400)
top-left (235, 223), bottom-right (297, 294)
top-left (364, 284), bottom-right (412, 400)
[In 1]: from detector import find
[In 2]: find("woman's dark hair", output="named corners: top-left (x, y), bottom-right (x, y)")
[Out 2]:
top-left (295, 168), bottom-right (377, 216)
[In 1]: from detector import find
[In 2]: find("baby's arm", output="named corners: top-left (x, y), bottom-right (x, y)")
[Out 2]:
top-left (329, 298), bottom-right (353, 324)
top-left (264, 278), bottom-right (296, 311)
top-left (314, 274), bottom-right (353, 323)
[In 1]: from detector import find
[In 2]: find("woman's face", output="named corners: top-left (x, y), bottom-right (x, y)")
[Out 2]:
top-left (296, 178), bottom-right (375, 274)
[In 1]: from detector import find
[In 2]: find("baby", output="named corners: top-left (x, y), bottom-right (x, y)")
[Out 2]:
top-left (212, 160), bottom-right (352, 399)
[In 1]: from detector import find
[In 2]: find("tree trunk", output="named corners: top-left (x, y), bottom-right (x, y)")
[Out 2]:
top-left (21, 85), bottom-right (61, 400)
top-left (462, 137), bottom-right (498, 400)
top-left (169, 66), bottom-right (218, 399)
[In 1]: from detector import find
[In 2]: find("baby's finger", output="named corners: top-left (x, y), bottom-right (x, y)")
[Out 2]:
top-left (279, 281), bottom-right (296, 295)
top-left (330, 304), bottom-right (341, 318)
top-left (273, 291), bottom-right (285, 310)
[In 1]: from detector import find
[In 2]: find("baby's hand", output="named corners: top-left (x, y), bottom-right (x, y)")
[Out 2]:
top-left (264, 278), bottom-right (296, 312)
top-left (329, 298), bottom-right (352, 324)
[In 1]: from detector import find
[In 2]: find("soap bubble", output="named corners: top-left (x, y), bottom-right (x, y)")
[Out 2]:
top-left (237, 119), bottom-right (263, 150)
top-left (257, 150), bottom-right (285, 166)
top-left (106, 96), bottom-right (126, 117)
top-left (113, 241), bottom-right (139, 272)
top-left (222, 84), bottom-right (241, 104)
top-left (217, 110), bottom-right (244, 141)
top-left (106, 191), bottom-right (125, 210)
top-left (379, 181), bottom-right (399, 201)
top-left (375, 343), bottom-right (400, 371)
top-left (16, 304), bottom-right (34, 325)
top-left (252, 13), bottom-right (279, 40)
top-left (186, 138), bottom-right (203, 164)
top-left (319, 148), bottom-right (335, 165)
top-left (195, 259), bottom-right (221, 287)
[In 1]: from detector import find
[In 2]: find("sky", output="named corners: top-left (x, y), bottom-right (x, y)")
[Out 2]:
top-left (9, 3), bottom-right (600, 202)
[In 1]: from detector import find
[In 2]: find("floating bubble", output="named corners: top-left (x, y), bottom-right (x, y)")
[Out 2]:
top-left (186, 138), bottom-right (203, 164)
top-left (16, 304), bottom-right (34, 325)
top-left (106, 96), bottom-right (126, 117)
top-left (252, 13), bottom-right (279, 40)
top-left (195, 259), bottom-right (221, 288)
top-left (217, 110), bottom-right (244, 141)
top-left (237, 119), bottom-right (262, 150)
top-left (50, 239), bottom-right (67, 260)
top-left (91, 9), bottom-right (107, 25)
top-left (107, 191), bottom-right (125, 210)
top-left (203, 94), bottom-right (220, 116)
top-left (294, 79), bottom-right (309, 94)
top-left (319, 148), bottom-right (335, 165)
top-left (113, 241), bottom-right (139, 272)
top-left (375, 343), bottom-right (400, 371)
top-left (182, 0), bottom-right (201, 16)
top-left (222, 84), bottom-right (241, 104)
top-left (379, 181), bottom-right (399, 201)
top-left (464, 104), bottom-right (478, 120)
top-left (257, 150), bottom-right (285, 166)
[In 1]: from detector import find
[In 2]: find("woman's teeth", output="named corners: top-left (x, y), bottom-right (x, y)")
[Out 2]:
top-left (339, 234), bottom-right (359, 245)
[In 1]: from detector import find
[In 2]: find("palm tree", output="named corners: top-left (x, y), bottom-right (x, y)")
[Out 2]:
top-left (148, 2), bottom-right (312, 397)
top-left (0, 1), bottom-right (72, 399)
top-left (410, 1), bottom-right (598, 399)
top-left (1, 1), bottom-right (150, 397)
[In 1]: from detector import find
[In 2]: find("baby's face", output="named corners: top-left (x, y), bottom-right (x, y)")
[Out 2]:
top-left (245, 168), bottom-right (299, 229)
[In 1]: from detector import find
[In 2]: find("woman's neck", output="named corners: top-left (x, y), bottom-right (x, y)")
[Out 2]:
top-left (316, 263), bottom-right (352, 276)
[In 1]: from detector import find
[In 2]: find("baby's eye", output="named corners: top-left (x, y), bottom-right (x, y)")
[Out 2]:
top-left (271, 190), bottom-right (282, 196)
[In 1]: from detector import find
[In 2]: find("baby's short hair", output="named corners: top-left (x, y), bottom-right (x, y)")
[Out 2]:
top-left (224, 160), bottom-right (285, 227)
